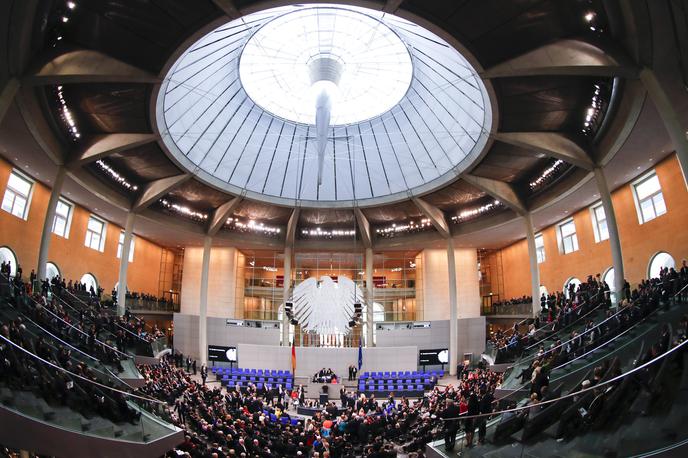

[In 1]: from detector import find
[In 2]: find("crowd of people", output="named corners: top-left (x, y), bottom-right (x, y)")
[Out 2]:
top-left (133, 352), bottom-right (510, 458)
top-left (0, 308), bottom-right (140, 425)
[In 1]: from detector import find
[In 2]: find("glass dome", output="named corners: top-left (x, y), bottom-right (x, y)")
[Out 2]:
top-left (156, 4), bottom-right (492, 207)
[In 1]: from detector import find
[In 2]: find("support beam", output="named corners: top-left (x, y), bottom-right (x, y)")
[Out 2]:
top-left (593, 167), bottom-right (626, 302)
top-left (0, 78), bottom-right (19, 127)
top-left (212, 0), bottom-right (241, 19)
top-left (26, 50), bottom-right (159, 85)
top-left (447, 238), bottom-right (458, 376)
top-left (70, 133), bottom-right (157, 166)
top-left (412, 198), bottom-right (450, 238)
top-left (199, 236), bottom-right (212, 366)
top-left (36, 166), bottom-right (66, 283)
top-left (383, 0), bottom-right (405, 13)
top-left (365, 247), bottom-right (374, 347)
top-left (282, 246), bottom-right (292, 346)
top-left (132, 174), bottom-right (190, 212)
top-left (482, 39), bottom-right (638, 79)
top-left (354, 208), bottom-right (372, 248)
top-left (494, 132), bottom-right (594, 170)
top-left (285, 208), bottom-right (300, 247)
top-left (116, 213), bottom-right (136, 316)
top-left (523, 213), bottom-right (541, 317)
top-left (640, 68), bottom-right (688, 187)
top-left (461, 174), bottom-right (527, 216)
top-left (207, 197), bottom-right (243, 236)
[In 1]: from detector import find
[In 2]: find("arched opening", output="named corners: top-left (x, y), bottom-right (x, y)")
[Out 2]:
top-left (0, 246), bottom-right (18, 277)
top-left (46, 262), bottom-right (61, 280)
top-left (603, 267), bottom-right (615, 292)
top-left (648, 252), bottom-right (675, 279)
top-left (80, 273), bottom-right (98, 293)
top-left (563, 277), bottom-right (581, 299)
top-left (539, 285), bottom-right (548, 298)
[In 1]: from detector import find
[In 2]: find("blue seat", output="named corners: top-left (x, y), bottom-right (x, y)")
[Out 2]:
top-left (407, 384), bottom-right (414, 390)
top-left (291, 419), bottom-right (299, 426)
top-left (416, 384), bottom-right (423, 391)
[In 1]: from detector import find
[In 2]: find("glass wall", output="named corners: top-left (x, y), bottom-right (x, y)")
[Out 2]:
top-left (371, 251), bottom-right (420, 322)
top-left (242, 250), bottom-right (285, 321)
top-left (238, 250), bottom-right (422, 346)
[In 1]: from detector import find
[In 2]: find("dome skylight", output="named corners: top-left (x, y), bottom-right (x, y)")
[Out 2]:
top-left (239, 7), bottom-right (413, 126)
top-left (155, 4), bottom-right (492, 207)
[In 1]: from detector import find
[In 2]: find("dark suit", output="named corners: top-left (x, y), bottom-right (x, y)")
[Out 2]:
top-left (442, 403), bottom-right (461, 450)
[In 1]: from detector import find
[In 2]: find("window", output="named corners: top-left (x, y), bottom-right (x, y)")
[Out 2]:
top-left (633, 171), bottom-right (666, 224)
top-left (591, 203), bottom-right (609, 242)
top-left (558, 219), bottom-right (579, 254)
top-left (1, 171), bottom-right (33, 219)
top-left (535, 234), bottom-right (545, 263)
top-left (84, 216), bottom-right (106, 252)
top-left (0, 246), bottom-right (18, 277)
top-left (51, 199), bottom-right (73, 238)
top-left (117, 231), bottom-right (135, 262)
top-left (564, 277), bottom-right (581, 299)
top-left (603, 267), bottom-right (615, 292)
top-left (46, 262), bottom-right (60, 280)
top-left (80, 273), bottom-right (98, 293)
top-left (648, 252), bottom-right (675, 279)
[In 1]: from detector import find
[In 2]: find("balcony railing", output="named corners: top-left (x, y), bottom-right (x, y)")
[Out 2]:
top-left (481, 300), bottom-right (533, 316)
top-left (124, 297), bottom-right (179, 313)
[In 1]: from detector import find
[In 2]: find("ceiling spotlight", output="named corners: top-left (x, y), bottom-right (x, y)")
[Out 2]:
top-left (61, 16), bottom-right (69, 23)
top-left (67, 1), bottom-right (76, 9)
top-left (584, 12), bottom-right (595, 22)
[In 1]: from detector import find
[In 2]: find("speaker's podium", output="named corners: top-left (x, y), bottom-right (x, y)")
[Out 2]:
top-left (319, 385), bottom-right (329, 405)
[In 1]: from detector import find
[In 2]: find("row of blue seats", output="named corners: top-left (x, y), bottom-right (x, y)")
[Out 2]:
top-left (361, 385), bottom-right (425, 392)
top-left (221, 379), bottom-right (292, 390)
top-left (360, 378), bottom-right (432, 385)
top-left (361, 370), bottom-right (443, 378)
top-left (217, 374), bottom-right (291, 382)
top-left (211, 367), bottom-right (292, 376)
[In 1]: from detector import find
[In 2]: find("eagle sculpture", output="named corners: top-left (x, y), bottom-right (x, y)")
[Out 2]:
top-left (290, 275), bottom-right (363, 335)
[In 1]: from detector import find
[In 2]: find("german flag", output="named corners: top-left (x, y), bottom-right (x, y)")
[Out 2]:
top-left (291, 340), bottom-right (296, 375)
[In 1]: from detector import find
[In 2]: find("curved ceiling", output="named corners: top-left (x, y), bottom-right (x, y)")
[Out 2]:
top-left (0, 0), bottom-right (675, 250)
top-left (155, 4), bottom-right (492, 206)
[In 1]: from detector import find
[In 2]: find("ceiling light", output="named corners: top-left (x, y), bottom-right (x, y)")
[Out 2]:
top-left (67, 1), bottom-right (76, 9)
top-left (61, 16), bottom-right (69, 23)
top-left (584, 12), bottom-right (595, 22)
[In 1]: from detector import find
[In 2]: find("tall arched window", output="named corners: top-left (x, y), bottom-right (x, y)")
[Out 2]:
top-left (0, 246), bottom-right (18, 277)
top-left (80, 273), bottom-right (98, 293)
top-left (46, 262), bottom-right (60, 280)
top-left (603, 267), bottom-right (615, 292)
top-left (563, 277), bottom-right (581, 299)
top-left (648, 252), bottom-right (675, 279)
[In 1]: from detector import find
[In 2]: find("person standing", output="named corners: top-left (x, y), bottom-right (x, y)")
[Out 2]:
top-left (201, 364), bottom-right (207, 385)
top-left (442, 399), bottom-right (461, 451)
top-left (192, 359), bottom-right (197, 375)
top-left (477, 388), bottom-right (495, 445)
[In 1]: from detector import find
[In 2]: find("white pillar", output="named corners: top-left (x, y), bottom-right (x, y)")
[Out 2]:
top-left (116, 212), bottom-right (136, 316)
top-left (199, 236), bottom-right (212, 366)
top-left (36, 166), bottom-right (66, 282)
top-left (365, 247), bottom-right (374, 347)
top-left (640, 68), bottom-right (688, 187)
top-left (594, 166), bottom-right (625, 302)
top-left (282, 246), bottom-right (292, 345)
top-left (523, 213), bottom-right (541, 316)
top-left (447, 238), bottom-right (458, 376)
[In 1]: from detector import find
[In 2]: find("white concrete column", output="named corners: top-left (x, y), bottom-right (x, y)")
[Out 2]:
top-left (36, 166), bottom-right (66, 283)
top-left (116, 212), bottom-right (136, 316)
top-left (365, 247), bottom-right (374, 347)
top-left (282, 246), bottom-right (292, 345)
top-left (640, 68), bottom-right (688, 187)
top-left (523, 213), bottom-right (541, 316)
top-left (199, 236), bottom-right (212, 366)
top-left (594, 166), bottom-right (625, 302)
top-left (447, 238), bottom-right (458, 376)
